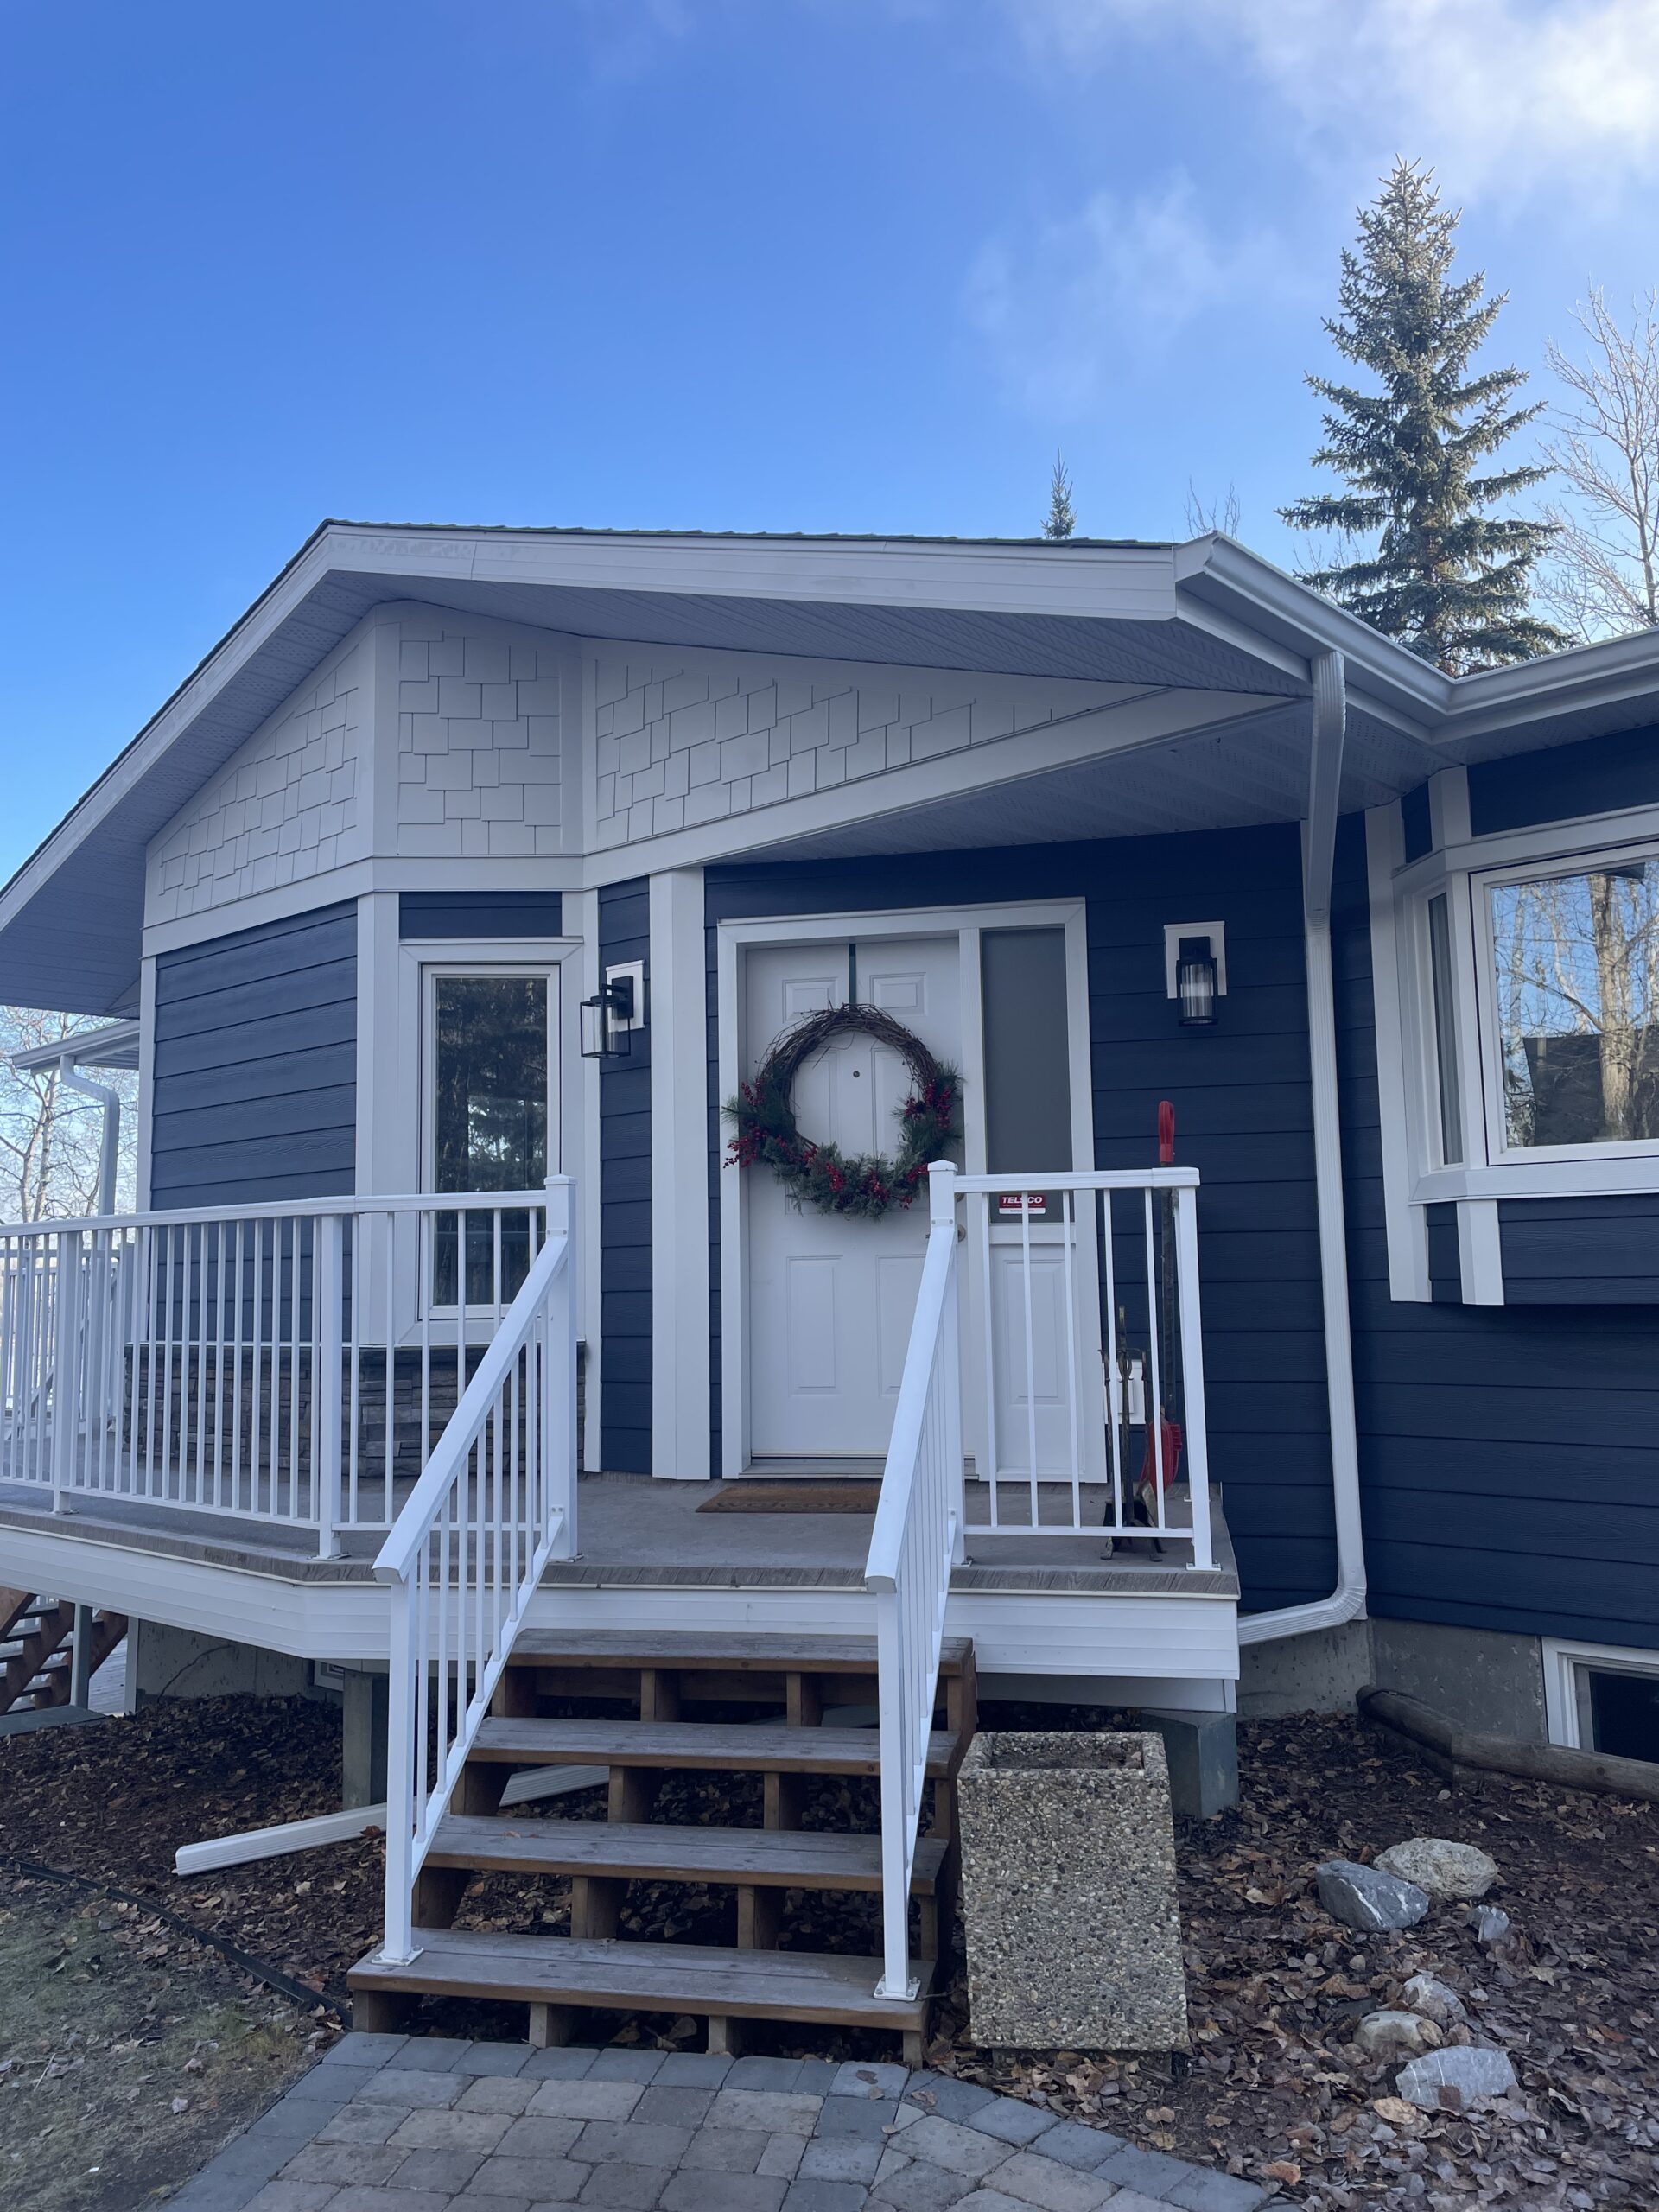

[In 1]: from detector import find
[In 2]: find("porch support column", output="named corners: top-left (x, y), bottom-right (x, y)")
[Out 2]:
top-left (649, 868), bottom-right (711, 1480)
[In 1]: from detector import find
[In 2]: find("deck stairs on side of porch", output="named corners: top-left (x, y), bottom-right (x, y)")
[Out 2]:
top-left (0, 1587), bottom-right (127, 1714)
top-left (349, 1630), bottom-right (977, 2060)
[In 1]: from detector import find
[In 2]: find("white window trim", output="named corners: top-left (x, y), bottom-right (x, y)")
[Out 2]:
top-left (1371, 785), bottom-right (1659, 1239)
top-left (1542, 1636), bottom-right (1659, 1757)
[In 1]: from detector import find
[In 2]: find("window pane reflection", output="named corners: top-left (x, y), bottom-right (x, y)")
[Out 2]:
top-left (433, 976), bottom-right (548, 1304)
top-left (1492, 860), bottom-right (1659, 1148)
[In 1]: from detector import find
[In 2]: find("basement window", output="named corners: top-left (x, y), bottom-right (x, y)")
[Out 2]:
top-left (1543, 1638), bottom-right (1659, 1768)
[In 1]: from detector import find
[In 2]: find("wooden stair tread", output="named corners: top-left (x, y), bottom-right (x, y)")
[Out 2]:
top-left (507, 1630), bottom-right (973, 1675)
top-left (349, 1926), bottom-right (932, 2028)
top-left (472, 1716), bottom-right (961, 1777)
top-left (428, 1814), bottom-right (947, 1892)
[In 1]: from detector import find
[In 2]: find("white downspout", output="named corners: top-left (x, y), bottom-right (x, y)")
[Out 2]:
top-left (1237, 650), bottom-right (1367, 1645)
top-left (59, 1053), bottom-right (122, 1217)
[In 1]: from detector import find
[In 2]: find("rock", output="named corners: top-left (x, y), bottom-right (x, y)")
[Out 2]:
top-left (1402, 1972), bottom-right (1467, 2029)
top-left (1315, 1859), bottom-right (1431, 1933)
top-left (1355, 2009), bottom-right (1444, 2059)
top-left (1469, 1904), bottom-right (1512, 1944)
top-left (1376, 1837), bottom-right (1498, 1900)
top-left (1396, 2046), bottom-right (1519, 2111)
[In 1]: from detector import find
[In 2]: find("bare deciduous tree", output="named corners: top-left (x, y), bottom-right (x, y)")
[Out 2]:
top-left (1540, 289), bottom-right (1659, 643)
top-left (0, 1007), bottom-right (137, 1223)
top-left (1184, 480), bottom-right (1242, 537)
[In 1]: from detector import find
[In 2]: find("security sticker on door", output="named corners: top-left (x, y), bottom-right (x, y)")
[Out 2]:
top-left (996, 1192), bottom-right (1048, 1218)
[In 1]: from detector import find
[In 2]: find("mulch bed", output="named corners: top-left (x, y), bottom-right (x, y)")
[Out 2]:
top-left (2, 1698), bottom-right (1654, 2209)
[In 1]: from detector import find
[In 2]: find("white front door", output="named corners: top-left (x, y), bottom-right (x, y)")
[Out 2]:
top-left (745, 935), bottom-right (961, 1461)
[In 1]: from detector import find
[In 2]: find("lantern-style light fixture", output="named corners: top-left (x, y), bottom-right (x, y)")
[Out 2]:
top-left (1164, 921), bottom-right (1226, 1027)
top-left (580, 971), bottom-right (638, 1060)
top-left (1175, 936), bottom-right (1219, 1027)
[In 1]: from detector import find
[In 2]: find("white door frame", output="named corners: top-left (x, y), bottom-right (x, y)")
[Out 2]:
top-left (716, 899), bottom-right (1095, 1480)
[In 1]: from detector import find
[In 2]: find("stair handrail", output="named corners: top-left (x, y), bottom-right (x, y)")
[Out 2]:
top-left (864, 1161), bottom-right (963, 2002)
top-left (374, 1176), bottom-right (578, 1967)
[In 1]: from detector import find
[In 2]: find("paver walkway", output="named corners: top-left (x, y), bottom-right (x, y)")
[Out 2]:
top-left (165, 2035), bottom-right (1288, 2212)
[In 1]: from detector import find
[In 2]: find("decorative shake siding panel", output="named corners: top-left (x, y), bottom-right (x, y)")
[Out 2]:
top-left (147, 640), bottom-right (366, 925)
top-left (590, 649), bottom-right (1126, 848)
top-left (395, 613), bottom-right (563, 857)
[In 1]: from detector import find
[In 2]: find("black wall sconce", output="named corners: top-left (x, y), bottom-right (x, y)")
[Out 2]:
top-left (1163, 921), bottom-right (1227, 1027)
top-left (580, 964), bottom-right (644, 1059)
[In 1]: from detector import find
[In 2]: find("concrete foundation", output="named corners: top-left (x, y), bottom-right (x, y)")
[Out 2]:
top-left (1370, 1618), bottom-right (1548, 1745)
top-left (128, 1621), bottom-right (321, 1705)
top-left (1238, 1619), bottom-right (1373, 1718)
top-left (1137, 1707), bottom-right (1239, 1818)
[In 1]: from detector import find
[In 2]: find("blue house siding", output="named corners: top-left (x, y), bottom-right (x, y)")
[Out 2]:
top-left (1500, 1197), bottom-right (1659, 1305)
top-left (1332, 817), bottom-right (1659, 1651)
top-left (1467, 722), bottom-right (1659, 835)
top-left (150, 903), bottom-right (357, 1208)
top-left (599, 879), bottom-right (652, 1473)
top-left (398, 890), bottom-right (563, 939)
top-left (705, 825), bottom-right (1338, 1612)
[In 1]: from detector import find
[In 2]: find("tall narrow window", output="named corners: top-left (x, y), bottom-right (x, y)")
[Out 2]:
top-left (1427, 894), bottom-right (1463, 1165)
top-left (981, 928), bottom-right (1072, 1174)
top-left (430, 974), bottom-right (550, 1304)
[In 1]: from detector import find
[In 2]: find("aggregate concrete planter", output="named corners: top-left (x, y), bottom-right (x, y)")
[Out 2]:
top-left (957, 1731), bottom-right (1188, 2051)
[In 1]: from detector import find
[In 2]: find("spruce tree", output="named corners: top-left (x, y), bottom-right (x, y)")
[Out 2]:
top-left (1281, 161), bottom-right (1564, 671)
top-left (1043, 451), bottom-right (1077, 540)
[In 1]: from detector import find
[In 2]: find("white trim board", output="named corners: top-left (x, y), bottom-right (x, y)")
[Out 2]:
top-left (715, 898), bottom-right (1095, 1481)
top-left (649, 869), bottom-right (712, 1481)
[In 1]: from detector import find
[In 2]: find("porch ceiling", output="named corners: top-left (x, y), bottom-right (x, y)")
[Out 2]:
top-left (764, 696), bottom-right (1439, 860)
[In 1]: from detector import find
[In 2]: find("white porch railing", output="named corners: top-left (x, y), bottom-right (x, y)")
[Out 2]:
top-left (0, 1189), bottom-right (558, 1556)
top-left (376, 1179), bottom-right (577, 1966)
top-left (866, 1161), bottom-right (1213, 1998)
top-left (865, 1163), bottom-right (963, 2002)
top-left (955, 1168), bottom-right (1213, 1562)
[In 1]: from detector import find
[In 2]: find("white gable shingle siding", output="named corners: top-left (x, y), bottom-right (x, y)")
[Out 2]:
top-left (396, 612), bottom-right (563, 857)
top-left (588, 646), bottom-right (1126, 849)
top-left (146, 639), bottom-right (367, 926)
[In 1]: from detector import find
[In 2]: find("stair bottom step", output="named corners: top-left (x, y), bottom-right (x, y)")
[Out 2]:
top-left (349, 1927), bottom-right (933, 2032)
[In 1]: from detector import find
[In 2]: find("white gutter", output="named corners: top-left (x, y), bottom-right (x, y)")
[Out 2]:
top-left (1238, 650), bottom-right (1367, 1646)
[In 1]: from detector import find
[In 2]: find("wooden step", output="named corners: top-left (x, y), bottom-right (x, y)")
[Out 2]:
top-left (427, 1814), bottom-right (949, 1893)
top-left (471, 1716), bottom-right (963, 1779)
top-left (506, 1630), bottom-right (974, 1676)
top-left (349, 1925), bottom-right (933, 2037)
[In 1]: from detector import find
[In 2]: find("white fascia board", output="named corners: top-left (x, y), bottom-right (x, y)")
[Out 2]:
top-left (334, 524), bottom-right (1185, 625)
top-left (576, 686), bottom-right (1281, 889)
top-left (1443, 623), bottom-right (1659, 744)
top-left (9, 1019), bottom-right (142, 1072)
top-left (1174, 536), bottom-right (1451, 729)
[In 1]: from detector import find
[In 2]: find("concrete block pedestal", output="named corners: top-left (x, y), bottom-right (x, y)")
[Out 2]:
top-left (957, 1730), bottom-right (1190, 2051)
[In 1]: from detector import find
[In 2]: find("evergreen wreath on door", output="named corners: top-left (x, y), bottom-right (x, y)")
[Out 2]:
top-left (725, 1002), bottom-right (962, 1219)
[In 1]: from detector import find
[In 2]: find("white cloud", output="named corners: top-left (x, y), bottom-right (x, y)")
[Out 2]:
top-left (964, 176), bottom-right (1292, 416)
top-left (1010, 0), bottom-right (1659, 199)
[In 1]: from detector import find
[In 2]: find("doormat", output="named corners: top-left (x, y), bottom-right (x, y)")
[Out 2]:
top-left (697, 1482), bottom-right (880, 1515)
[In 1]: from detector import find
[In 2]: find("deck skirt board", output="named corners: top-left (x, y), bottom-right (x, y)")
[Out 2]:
top-left (507, 1630), bottom-right (972, 1672)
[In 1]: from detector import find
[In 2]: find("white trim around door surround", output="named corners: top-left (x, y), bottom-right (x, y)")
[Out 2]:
top-left (715, 899), bottom-right (1095, 1481)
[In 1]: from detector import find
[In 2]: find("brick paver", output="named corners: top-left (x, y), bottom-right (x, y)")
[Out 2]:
top-left (168, 2033), bottom-right (1283, 2212)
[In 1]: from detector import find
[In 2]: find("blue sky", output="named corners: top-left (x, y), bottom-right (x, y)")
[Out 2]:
top-left (3, 0), bottom-right (1656, 881)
